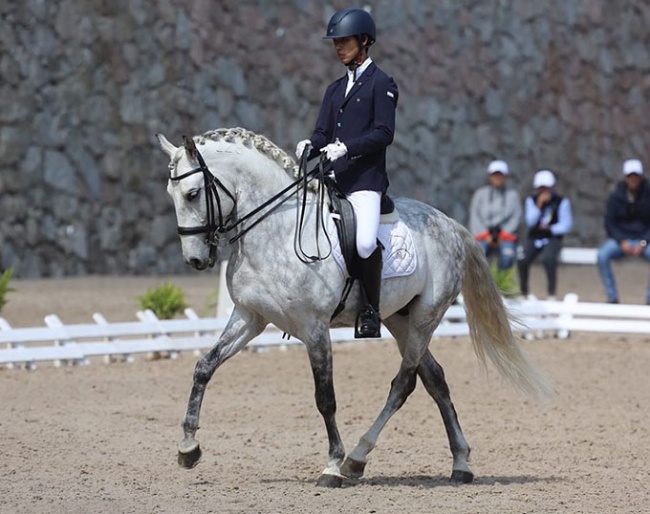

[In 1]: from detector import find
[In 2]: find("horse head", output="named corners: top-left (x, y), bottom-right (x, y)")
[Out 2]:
top-left (157, 133), bottom-right (237, 270)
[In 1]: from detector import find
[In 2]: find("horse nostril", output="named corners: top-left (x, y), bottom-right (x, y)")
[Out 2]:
top-left (188, 258), bottom-right (209, 270)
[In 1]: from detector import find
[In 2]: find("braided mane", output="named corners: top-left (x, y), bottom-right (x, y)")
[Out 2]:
top-left (197, 127), bottom-right (302, 179)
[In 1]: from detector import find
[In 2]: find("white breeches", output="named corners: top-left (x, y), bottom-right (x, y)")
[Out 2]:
top-left (347, 190), bottom-right (381, 259)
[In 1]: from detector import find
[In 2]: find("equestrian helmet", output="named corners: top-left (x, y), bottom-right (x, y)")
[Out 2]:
top-left (323, 8), bottom-right (376, 45)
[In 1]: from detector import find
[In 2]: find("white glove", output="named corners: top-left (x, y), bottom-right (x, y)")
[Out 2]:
top-left (295, 139), bottom-right (311, 160)
top-left (321, 140), bottom-right (347, 162)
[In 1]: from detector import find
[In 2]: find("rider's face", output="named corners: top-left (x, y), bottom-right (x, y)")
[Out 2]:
top-left (332, 36), bottom-right (359, 65)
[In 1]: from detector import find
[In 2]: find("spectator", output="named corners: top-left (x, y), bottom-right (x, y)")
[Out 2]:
top-left (597, 159), bottom-right (650, 304)
top-left (517, 169), bottom-right (573, 300)
top-left (469, 159), bottom-right (521, 271)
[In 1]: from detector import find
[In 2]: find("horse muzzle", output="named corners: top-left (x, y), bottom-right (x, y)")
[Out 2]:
top-left (186, 258), bottom-right (206, 270)
top-left (186, 251), bottom-right (217, 270)
top-left (183, 236), bottom-right (218, 270)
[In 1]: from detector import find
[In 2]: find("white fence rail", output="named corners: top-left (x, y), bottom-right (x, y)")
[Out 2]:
top-left (559, 247), bottom-right (598, 265)
top-left (2, 293), bottom-right (650, 370)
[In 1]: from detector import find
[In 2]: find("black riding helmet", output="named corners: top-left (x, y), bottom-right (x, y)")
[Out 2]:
top-left (323, 8), bottom-right (376, 46)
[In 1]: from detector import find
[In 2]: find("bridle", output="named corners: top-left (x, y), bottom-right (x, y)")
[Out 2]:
top-left (168, 139), bottom-right (333, 266)
top-left (168, 144), bottom-right (236, 264)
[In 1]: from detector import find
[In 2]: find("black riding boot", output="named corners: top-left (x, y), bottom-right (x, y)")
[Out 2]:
top-left (355, 246), bottom-right (383, 338)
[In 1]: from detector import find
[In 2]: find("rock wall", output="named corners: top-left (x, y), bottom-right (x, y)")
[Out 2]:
top-left (1, 0), bottom-right (649, 277)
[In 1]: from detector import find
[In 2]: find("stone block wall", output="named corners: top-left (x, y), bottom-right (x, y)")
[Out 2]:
top-left (1, 1), bottom-right (649, 276)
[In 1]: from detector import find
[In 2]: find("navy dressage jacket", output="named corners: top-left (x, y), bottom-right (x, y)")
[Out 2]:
top-left (308, 62), bottom-right (399, 194)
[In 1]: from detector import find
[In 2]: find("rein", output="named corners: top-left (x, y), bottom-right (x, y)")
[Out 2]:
top-left (293, 150), bottom-right (335, 263)
top-left (169, 144), bottom-right (334, 263)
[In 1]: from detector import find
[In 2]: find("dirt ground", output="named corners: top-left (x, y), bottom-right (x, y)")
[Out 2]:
top-left (1, 264), bottom-right (650, 513)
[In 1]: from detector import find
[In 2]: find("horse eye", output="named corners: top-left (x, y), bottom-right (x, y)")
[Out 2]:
top-left (186, 190), bottom-right (200, 202)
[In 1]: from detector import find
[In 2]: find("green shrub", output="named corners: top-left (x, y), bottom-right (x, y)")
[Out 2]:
top-left (138, 282), bottom-right (187, 319)
top-left (491, 263), bottom-right (520, 298)
top-left (0, 268), bottom-right (14, 314)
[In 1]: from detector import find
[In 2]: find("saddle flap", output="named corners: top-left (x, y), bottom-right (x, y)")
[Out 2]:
top-left (328, 189), bottom-right (359, 278)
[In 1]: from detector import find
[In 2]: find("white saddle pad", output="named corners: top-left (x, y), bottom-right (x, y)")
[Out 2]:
top-left (328, 212), bottom-right (417, 279)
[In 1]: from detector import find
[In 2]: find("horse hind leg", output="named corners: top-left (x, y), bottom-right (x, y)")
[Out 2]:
top-left (341, 309), bottom-right (472, 483)
top-left (340, 313), bottom-right (426, 479)
top-left (418, 350), bottom-right (473, 483)
top-left (340, 362), bottom-right (419, 480)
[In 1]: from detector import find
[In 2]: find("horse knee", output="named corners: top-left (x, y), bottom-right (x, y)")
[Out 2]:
top-left (193, 357), bottom-right (215, 385)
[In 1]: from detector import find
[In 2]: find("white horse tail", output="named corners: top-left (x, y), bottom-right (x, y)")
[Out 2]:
top-left (457, 222), bottom-right (554, 399)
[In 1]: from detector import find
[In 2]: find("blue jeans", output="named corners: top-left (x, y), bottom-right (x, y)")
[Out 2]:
top-left (477, 240), bottom-right (517, 271)
top-left (597, 238), bottom-right (650, 302)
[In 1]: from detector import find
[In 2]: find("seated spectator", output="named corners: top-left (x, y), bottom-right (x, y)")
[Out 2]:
top-left (469, 160), bottom-right (521, 271)
top-left (517, 169), bottom-right (573, 300)
top-left (597, 159), bottom-right (650, 304)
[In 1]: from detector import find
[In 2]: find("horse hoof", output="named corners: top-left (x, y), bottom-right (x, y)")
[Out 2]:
top-left (316, 474), bottom-right (343, 488)
top-left (450, 469), bottom-right (474, 484)
top-left (178, 442), bottom-right (202, 469)
top-left (340, 457), bottom-right (366, 479)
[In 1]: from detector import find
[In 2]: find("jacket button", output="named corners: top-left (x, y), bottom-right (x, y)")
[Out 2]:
top-left (337, 122), bottom-right (341, 127)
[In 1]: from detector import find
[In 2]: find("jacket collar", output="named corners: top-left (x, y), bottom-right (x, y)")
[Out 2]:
top-left (338, 61), bottom-right (377, 106)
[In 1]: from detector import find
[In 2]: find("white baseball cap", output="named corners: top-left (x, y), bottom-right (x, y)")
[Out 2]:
top-left (533, 169), bottom-right (556, 188)
top-left (487, 160), bottom-right (509, 175)
top-left (623, 159), bottom-right (643, 176)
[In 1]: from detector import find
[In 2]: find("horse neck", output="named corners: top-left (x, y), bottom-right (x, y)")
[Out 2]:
top-left (205, 143), bottom-right (294, 208)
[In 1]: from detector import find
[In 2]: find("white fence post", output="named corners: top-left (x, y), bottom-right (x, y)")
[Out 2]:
top-left (556, 293), bottom-right (578, 339)
top-left (136, 309), bottom-right (179, 360)
top-left (93, 313), bottom-right (134, 364)
top-left (44, 315), bottom-right (89, 367)
top-left (184, 308), bottom-right (209, 357)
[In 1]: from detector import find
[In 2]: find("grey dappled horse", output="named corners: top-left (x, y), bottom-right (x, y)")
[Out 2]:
top-left (157, 127), bottom-right (551, 487)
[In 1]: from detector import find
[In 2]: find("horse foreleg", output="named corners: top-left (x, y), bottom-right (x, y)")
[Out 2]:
top-left (341, 364), bottom-right (418, 479)
top-left (305, 331), bottom-right (346, 488)
top-left (178, 310), bottom-right (265, 469)
top-left (418, 350), bottom-right (473, 483)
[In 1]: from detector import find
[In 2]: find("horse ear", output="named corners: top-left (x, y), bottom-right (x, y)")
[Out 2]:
top-left (156, 133), bottom-right (177, 157)
top-left (182, 135), bottom-right (198, 161)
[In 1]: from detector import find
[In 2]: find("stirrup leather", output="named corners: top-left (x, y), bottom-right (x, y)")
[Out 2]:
top-left (355, 304), bottom-right (382, 339)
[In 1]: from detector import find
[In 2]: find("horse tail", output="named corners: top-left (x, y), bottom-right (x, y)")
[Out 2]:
top-left (457, 222), bottom-right (554, 399)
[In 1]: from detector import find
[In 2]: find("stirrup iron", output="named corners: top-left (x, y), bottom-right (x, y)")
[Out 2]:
top-left (355, 305), bottom-right (382, 339)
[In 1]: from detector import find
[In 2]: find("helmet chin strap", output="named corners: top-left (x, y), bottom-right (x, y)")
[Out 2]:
top-left (345, 36), bottom-right (366, 80)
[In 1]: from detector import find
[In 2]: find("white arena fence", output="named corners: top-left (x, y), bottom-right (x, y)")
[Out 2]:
top-left (2, 293), bottom-right (650, 370)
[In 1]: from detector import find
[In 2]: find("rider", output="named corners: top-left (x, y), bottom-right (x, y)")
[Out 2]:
top-left (295, 7), bottom-right (399, 338)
